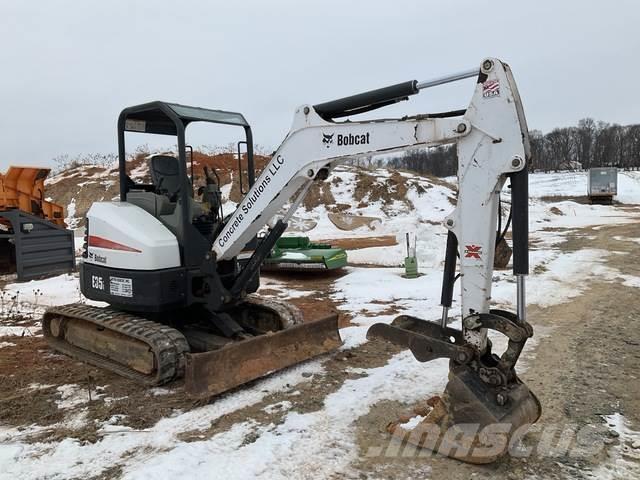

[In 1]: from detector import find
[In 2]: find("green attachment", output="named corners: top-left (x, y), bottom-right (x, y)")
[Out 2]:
top-left (275, 236), bottom-right (313, 249)
top-left (263, 236), bottom-right (347, 271)
top-left (403, 232), bottom-right (419, 278)
top-left (404, 256), bottom-right (419, 279)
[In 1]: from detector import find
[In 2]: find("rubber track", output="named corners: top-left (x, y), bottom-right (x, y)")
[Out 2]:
top-left (43, 304), bottom-right (190, 386)
top-left (42, 298), bottom-right (303, 387)
top-left (242, 295), bottom-right (304, 328)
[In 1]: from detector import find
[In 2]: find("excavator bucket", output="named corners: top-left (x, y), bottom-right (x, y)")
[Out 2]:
top-left (184, 313), bottom-right (342, 398)
top-left (368, 313), bottom-right (541, 464)
top-left (386, 367), bottom-right (541, 464)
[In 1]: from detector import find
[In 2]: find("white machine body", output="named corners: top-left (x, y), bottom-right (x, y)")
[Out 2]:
top-left (84, 202), bottom-right (180, 270)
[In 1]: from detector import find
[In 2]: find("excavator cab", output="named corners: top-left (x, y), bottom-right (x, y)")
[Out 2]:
top-left (116, 102), bottom-right (256, 269)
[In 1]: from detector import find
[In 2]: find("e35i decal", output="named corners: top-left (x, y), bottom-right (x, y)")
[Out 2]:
top-left (91, 275), bottom-right (105, 290)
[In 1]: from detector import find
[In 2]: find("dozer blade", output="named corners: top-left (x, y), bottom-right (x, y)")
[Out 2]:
top-left (184, 313), bottom-right (341, 398)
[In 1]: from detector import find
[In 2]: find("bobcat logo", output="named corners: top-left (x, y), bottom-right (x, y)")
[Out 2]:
top-left (322, 133), bottom-right (334, 148)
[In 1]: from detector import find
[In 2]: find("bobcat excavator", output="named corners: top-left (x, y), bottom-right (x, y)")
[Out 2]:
top-left (43, 57), bottom-right (540, 463)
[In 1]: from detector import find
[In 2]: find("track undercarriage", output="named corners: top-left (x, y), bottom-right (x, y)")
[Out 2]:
top-left (43, 296), bottom-right (341, 398)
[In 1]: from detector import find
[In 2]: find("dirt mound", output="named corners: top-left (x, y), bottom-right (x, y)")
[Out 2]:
top-left (354, 171), bottom-right (411, 209)
top-left (46, 152), bottom-right (455, 229)
top-left (46, 165), bottom-right (119, 228)
top-left (303, 182), bottom-right (336, 211)
top-left (46, 151), bottom-right (271, 223)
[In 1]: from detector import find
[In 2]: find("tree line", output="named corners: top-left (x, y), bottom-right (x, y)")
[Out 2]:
top-left (386, 119), bottom-right (640, 177)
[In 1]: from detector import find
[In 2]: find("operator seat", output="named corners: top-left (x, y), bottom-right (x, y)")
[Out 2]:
top-left (127, 154), bottom-right (201, 227)
top-left (150, 155), bottom-right (183, 201)
top-left (144, 154), bottom-right (204, 240)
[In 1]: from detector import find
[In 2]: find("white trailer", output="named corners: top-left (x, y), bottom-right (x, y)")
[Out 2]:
top-left (588, 167), bottom-right (617, 204)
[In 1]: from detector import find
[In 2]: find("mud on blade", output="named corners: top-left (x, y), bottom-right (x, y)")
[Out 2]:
top-left (184, 313), bottom-right (342, 398)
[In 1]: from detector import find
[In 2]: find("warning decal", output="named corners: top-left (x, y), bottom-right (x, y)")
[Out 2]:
top-left (464, 244), bottom-right (483, 260)
top-left (110, 276), bottom-right (133, 297)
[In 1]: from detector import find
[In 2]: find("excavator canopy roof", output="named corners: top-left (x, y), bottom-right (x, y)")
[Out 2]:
top-left (119, 101), bottom-right (249, 136)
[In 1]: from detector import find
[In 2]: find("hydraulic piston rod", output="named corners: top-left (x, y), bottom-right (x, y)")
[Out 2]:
top-left (416, 68), bottom-right (479, 90)
top-left (313, 68), bottom-right (479, 120)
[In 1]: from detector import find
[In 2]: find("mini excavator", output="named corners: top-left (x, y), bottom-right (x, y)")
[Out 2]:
top-left (44, 57), bottom-right (540, 463)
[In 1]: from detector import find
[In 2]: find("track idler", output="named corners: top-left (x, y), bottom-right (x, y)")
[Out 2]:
top-left (367, 310), bottom-right (541, 464)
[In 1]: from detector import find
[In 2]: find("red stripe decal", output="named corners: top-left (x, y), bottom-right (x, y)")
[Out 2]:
top-left (88, 235), bottom-right (141, 253)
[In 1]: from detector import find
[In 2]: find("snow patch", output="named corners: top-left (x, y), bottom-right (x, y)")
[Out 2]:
top-left (399, 415), bottom-right (426, 430)
top-left (1, 361), bottom-right (326, 479)
top-left (121, 351), bottom-right (450, 480)
top-left (593, 413), bottom-right (640, 479)
top-left (613, 235), bottom-right (640, 244)
top-left (0, 326), bottom-right (39, 337)
top-left (65, 198), bottom-right (79, 229)
top-left (2, 273), bottom-right (104, 308)
top-left (56, 384), bottom-right (105, 409)
top-left (262, 401), bottom-right (292, 415)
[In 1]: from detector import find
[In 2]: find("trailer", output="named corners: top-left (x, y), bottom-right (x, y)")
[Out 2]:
top-left (588, 167), bottom-right (617, 204)
top-left (0, 166), bottom-right (75, 280)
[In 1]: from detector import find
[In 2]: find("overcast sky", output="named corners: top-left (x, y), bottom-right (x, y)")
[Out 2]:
top-left (1, 0), bottom-right (638, 170)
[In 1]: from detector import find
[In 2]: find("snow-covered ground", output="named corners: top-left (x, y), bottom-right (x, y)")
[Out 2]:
top-left (3, 169), bottom-right (640, 479)
top-left (274, 166), bottom-right (457, 268)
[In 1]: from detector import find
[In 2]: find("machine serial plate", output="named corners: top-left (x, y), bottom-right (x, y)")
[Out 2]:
top-left (109, 277), bottom-right (133, 297)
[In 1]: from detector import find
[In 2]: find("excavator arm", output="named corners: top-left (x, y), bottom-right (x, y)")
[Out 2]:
top-left (214, 57), bottom-right (540, 463)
